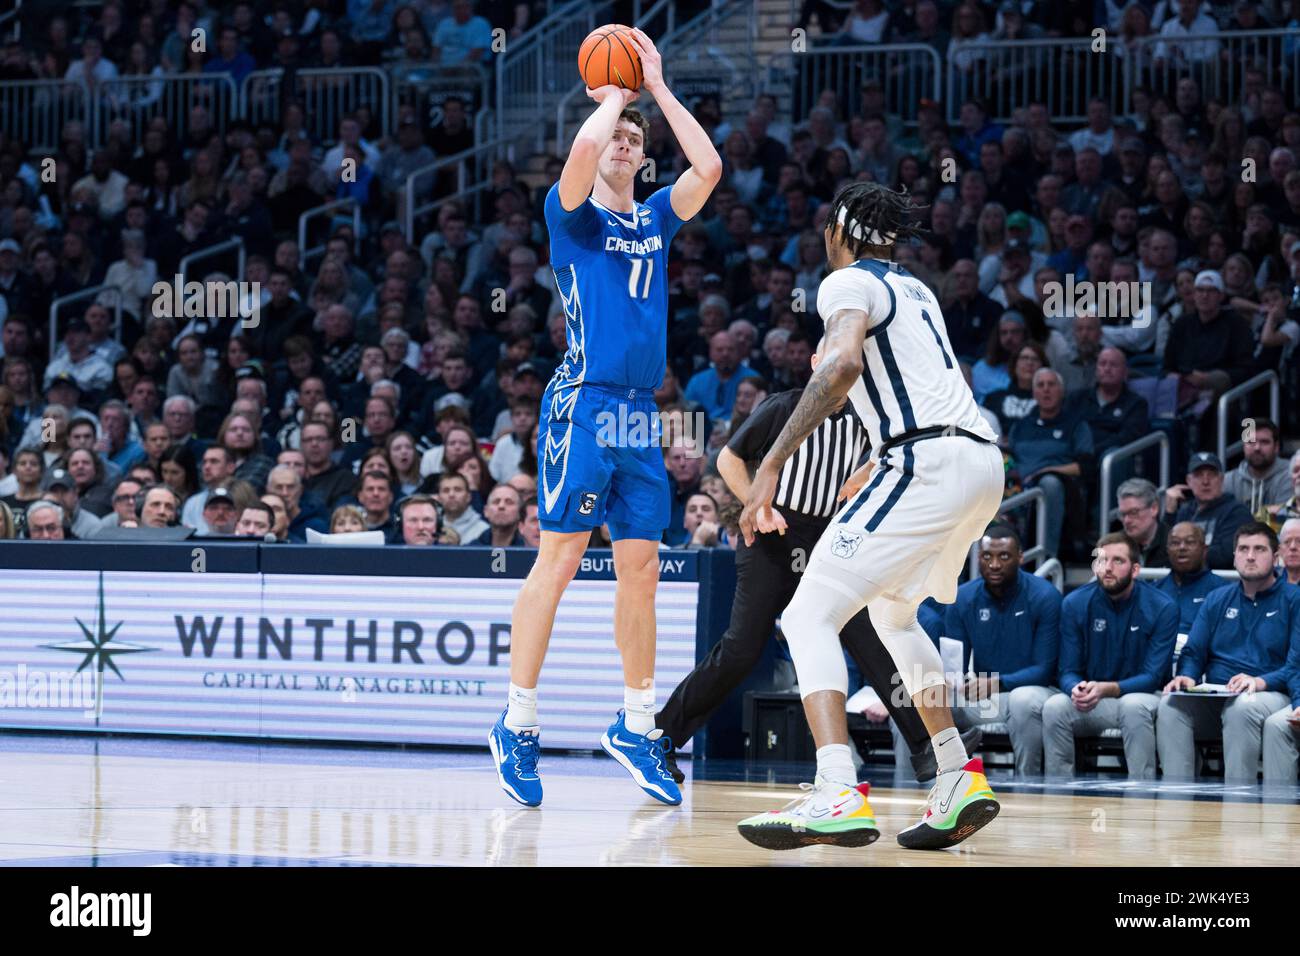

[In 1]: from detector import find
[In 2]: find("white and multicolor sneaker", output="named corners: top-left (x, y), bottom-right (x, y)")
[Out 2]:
top-left (896, 757), bottom-right (999, 850)
top-left (737, 777), bottom-right (880, 851)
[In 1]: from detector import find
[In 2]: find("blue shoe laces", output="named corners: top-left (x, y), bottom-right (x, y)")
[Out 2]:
top-left (511, 732), bottom-right (539, 777)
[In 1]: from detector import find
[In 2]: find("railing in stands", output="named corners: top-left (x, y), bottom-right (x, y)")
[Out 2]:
top-left (944, 38), bottom-right (1124, 127)
top-left (0, 78), bottom-right (90, 155)
top-left (178, 237), bottom-right (245, 285)
top-left (298, 198), bottom-right (362, 272)
top-left (97, 73), bottom-right (239, 150)
top-left (495, 0), bottom-right (610, 145)
top-left (402, 137), bottom-right (507, 247)
top-left (967, 486), bottom-right (1048, 579)
top-left (241, 68), bottom-right (391, 150)
top-left (47, 285), bottom-right (123, 364)
top-left (791, 43), bottom-right (942, 129)
top-left (1035, 557), bottom-right (1063, 593)
top-left (0, 0), bottom-right (20, 40)
top-left (1097, 432), bottom-right (1171, 541)
top-left (1216, 370), bottom-right (1280, 465)
top-left (1127, 30), bottom-right (1300, 112)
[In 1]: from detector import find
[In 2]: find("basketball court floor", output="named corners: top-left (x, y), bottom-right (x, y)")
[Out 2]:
top-left (1, 734), bottom-right (1297, 867)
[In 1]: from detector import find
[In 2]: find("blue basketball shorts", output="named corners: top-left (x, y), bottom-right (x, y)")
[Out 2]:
top-left (536, 379), bottom-right (670, 541)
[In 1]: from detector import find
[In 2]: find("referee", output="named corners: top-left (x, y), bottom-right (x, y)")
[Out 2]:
top-left (656, 350), bottom-right (978, 782)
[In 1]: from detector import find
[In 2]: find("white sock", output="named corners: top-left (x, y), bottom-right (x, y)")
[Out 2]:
top-left (815, 743), bottom-right (857, 788)
top-left (933, 726), bottom-right (968, 775)
top-left (505, 682), bottom-right (538, 730)
top-left (623, 684), bottom-right (656, 735)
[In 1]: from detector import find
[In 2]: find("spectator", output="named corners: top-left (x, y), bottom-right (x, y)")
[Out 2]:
top-left (1163, 270), bottom-right (1254, 400)
top-left (300, 421), bottom-right (354, 507)
top-left (355, 469), bottom-right (397, 539)
top-left (970, 311), bottom-right (1026, 401)
top-left (166, 335), bottom-right (223, 411)
top-left (431, 0), bottom-right (492, 66)
top-left (520, 499), bottom-right (541, 547)
top-left (1116, 477), bottom-right (1170, 568)
top-left (1155, 521), bottom-right (1233, 635)
top-left (1055, 312), bottom-right (1103, 393)
top-left (1223, 417), bottom-right (1291, 514)
top-left (328, 503), bottom-right (368, 535)
top-left (488, 397), bottom-right (537, 483)
top-left (678, 491), bottom-right (722, 550)
top-left (685, 331), bottom-right (760, 423)
top-left (0, 447), bottom-right (45, 522)
top-left (1279, 518), bottom-right (1300, 586)
top-left (158, 443), bottom-right (200, 504)
top-left (1159, 522), bottom-right (1298, 784)
top-left (249, 462), bottom-right (309, 531)
top-left (398, 494), bottom-right (444, 546)
top-left (98, 476), bottom-right (143, 531)
top-left (1066, 346), bottom-right (1149, 464)
top-left (95, 400), bottom-right (144, 471)
top-left (342, 395), bottom-right (399, 470)
top-left (436, 471), bottom-right (488, 542)
top-left (44, 321), bottom-right (112, 395)
top-left (944, 523), bottom-right (1061, 777)
top-left (261, 492), bottom-right (289, 542)
top-left (25, 500), bottom-right (68, 540)
top-left (1045, 532), bottom-right (1177, 780)
top-left (475, 484), bottom-right (525, 547)
top-left (1163, 452), bottom-right (1254, 569)
top-left (943, 258), bottom-right (1003, 362)
top-left (983, 341), bottom-right (1047, 434)
top-left (64, 447), bottom-right (112, 517)
top-left (41, 467), bottom-right (102, 539)
top-left (1009, 368), bottom-right (1094, 559)
top-left (235, 501), bottom-right (275, 539)
top-left (198, 486), bottom-right (240, 536)
top-left (217, 412), bottom-right (275, 491)
top-left (664, 442), bottom-right (704, 548)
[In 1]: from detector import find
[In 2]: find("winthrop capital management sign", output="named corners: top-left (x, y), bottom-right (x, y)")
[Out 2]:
top-left (0, 569), bottom-right (699, 750)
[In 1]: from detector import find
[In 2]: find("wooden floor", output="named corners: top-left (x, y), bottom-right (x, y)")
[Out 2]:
top-left (2, 738), bottom-right (1298, 866)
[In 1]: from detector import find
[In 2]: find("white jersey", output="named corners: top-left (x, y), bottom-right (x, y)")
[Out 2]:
top-left (816, 259), bottom-right (997, 455)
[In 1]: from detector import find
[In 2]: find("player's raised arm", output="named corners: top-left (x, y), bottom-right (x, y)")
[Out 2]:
top-left (626, 28), bottom-right (722, 220)
top-left (558, 85), bottom-right (640, 211)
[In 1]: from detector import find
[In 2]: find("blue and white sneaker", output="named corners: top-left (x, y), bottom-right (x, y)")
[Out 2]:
top-left (488, 711), bottom-right (542, 807)
top-left (600, 712), bottom-right (683, 805)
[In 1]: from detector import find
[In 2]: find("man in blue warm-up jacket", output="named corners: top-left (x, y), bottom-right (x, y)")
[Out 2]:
top-left (1045, 532), bottom-right (1178, 779)
top-left (944, 523), bottom-right (1061, 777)
top-left (1158, 522), bottom-right (1300, 784)
top-left (1155, 522), bottom-right (1233, 636)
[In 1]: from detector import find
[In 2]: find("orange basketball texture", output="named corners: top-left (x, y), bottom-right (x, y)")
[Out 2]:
top-left (578, 25), bottom-right (643, 91)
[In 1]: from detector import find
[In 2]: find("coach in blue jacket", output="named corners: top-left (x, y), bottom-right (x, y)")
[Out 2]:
top-left (1044, 532), bottom-right (1178, 779)
top-left (944, 523), bottom-right (1061, 777)
top-left (1154, 522), bottom-right (1232, 635)
top-left (1158, 522), bottom-right (1300, 784)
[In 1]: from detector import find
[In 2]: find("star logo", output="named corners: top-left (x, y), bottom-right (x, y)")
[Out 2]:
top-left (42, 572), bottom-right (156, 722)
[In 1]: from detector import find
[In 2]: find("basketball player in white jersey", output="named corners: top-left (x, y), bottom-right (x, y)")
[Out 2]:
top-left (735, 182), bottom-right (1005, 851)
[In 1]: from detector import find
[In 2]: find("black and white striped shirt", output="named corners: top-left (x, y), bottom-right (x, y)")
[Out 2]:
top-left (727, 390), bottom-right (869, 519)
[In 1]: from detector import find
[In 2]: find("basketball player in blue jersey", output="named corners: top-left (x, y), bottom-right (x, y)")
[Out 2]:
top-left (488, 28), bottom-right (721, 808)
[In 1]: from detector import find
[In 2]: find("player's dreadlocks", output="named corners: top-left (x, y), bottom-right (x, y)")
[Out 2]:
top-left (824, 182), bottom-right (928, 260)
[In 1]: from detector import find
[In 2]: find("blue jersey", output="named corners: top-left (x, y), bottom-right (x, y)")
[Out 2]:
top-left (544, 182), bottom-right (686, 391)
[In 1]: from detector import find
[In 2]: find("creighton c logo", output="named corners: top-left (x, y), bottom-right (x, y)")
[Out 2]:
top-left (578, 492), bottom-right (597, 516)
top-left (1093, 619), bottom-right (1106, 632)
top-left (830, 528), bottom-right (862, 559)
top-left (979, 608), bottom-right (991, 622)
top-left (1225, 607), bottom-right (1239, 619)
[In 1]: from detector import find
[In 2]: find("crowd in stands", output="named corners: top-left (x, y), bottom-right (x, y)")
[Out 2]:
top-left (0, 0), bottom-right (1297, 569)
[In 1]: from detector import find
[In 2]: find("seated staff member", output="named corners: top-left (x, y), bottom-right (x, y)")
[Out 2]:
top-left (654, 346), bottom-right (978, 784)
top-left (1044, 532), bottom-right (1177, 780)
top-left (1158, 522), bottom-right (1300, 785)
top-left (944, 523), bottom-right (1061, 778)
top-left (1154, 522), bottom-right (1233, 636)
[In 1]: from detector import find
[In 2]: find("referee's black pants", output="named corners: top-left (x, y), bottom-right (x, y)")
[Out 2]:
top-left (656, 510), bottom-right (930, 757)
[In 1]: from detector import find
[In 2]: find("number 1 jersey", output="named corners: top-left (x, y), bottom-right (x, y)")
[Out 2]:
top-left (543, 182), bottom-right (686, 392)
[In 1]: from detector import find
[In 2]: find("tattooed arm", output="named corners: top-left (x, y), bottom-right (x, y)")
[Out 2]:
top-left (738, 308), bottom-right (869, 545)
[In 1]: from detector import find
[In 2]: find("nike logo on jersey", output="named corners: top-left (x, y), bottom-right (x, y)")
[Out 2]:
top-left (1266, 610), bottom-right (1278, 617)
top-left (590, 199), bottom-right (637, 228)
top-left (1014, 610), bottom-right (1026, 616)
top-left (1130, 625), bottom-right (1140, 631)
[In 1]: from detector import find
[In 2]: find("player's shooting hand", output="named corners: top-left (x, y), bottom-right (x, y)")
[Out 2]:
top-left (626, 29), bottom-right (664, 93)
top-left (836, 460), bottom-right (875, 502)
top-left (586, 85), bottom-right (638, 106)
top-left (738, 464), bottom-right (785, 546)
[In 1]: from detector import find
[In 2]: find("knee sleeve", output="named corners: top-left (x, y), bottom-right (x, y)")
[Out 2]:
top-left (869, 595), bottom-right (945, 699)
top-left (780, 576), bottom-right (867, 699)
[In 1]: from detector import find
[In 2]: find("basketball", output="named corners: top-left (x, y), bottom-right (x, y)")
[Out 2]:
top-left (578, 24), bottom-right (642, 91)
